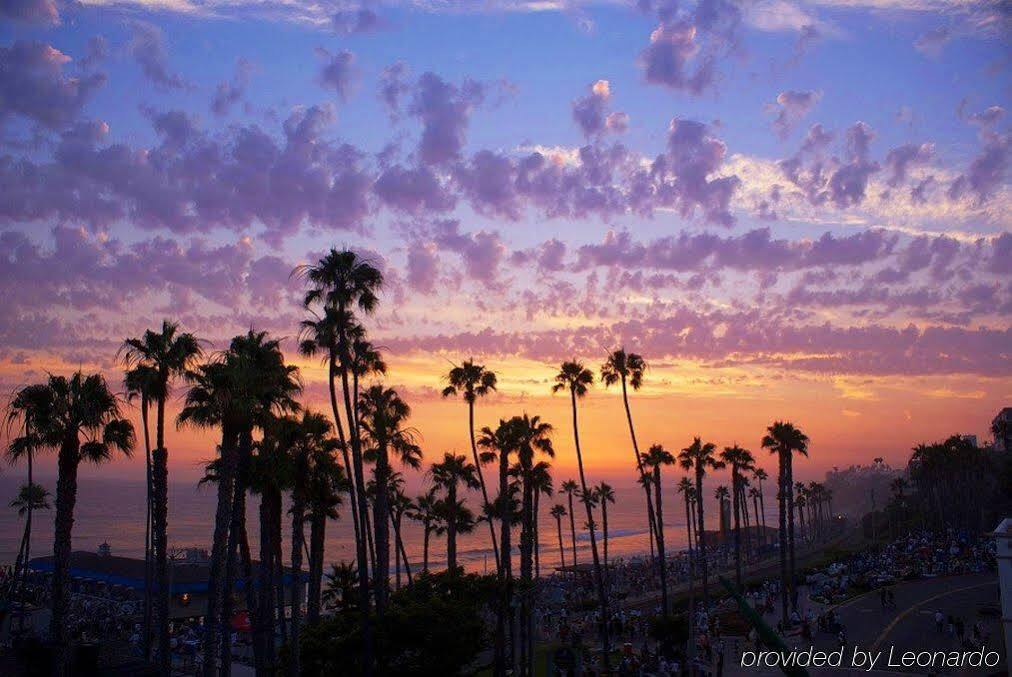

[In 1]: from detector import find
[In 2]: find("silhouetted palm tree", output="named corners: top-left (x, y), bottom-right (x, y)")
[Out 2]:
top-left (560, 479), bottom-right (580, 568)
top-left (322, 562), bottom-right (359, 612)
top-left (600, 350), bottom-right (659, 565)
top-left (285, 410), bottom-right (339, 674)
top-left (676, 475), bottom-right (698, 664)
top-left (431, 452), bottom-right (480, 573)
top-left (409, 488), bottom-right (443, 572)
top-left (552, 361), bottom-right (610, 671)
top-left (530, 461), bottom-right (554, 581)
top-left (753, 467), bottom-right (769, 545)
top-left (5, 383), bottom-right (54, 632)
top-left (305, 452), bottom-right (345, 623)
top-left (388, 486), bottom-right (414, 588)
top-left (677, 477), bottom-right (695, 556)
top-left (507, 414), bottom-right (554, 677)
top-left (442, 359), bottom-right (501, 570)
top-left (720, 444), bottom-right (755, 589)
top-left (749, 485), bottom-right (762, 547)
top-left (180, 331), bottom-right (300, 675)
top-left (120, 320), bottom-right (202, 673)
top-left (551, 504), bottom-right (567, 569)
top-left (359, 384), bottom-right (420, 613)
top-left (478, 418), bottom-right (520, 675)
top-left (122, 365), bottom-right (160, 658)
top-left (250, 417), bottom-right (297, 668)
top-left (298, 307), bottom-right (362, 563)
top-left (297, 248), bottom-right (383, 645)
top-left (641, 445), bottom-right (675, 617)
top-left (7, 482), bottom-right (50, 611)
top-left (678, 437), bottom-right (724, 604)
top-left (36, 374), bottom-right (135, 655)
top-left (761, 421), bottom-right (809, 623)
top-left (592, 482), bottom-right (615, 574)
top-left (795, 482), bottom-right (808, 542)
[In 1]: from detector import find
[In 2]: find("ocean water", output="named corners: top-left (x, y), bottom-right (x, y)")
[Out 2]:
top-left (0, 475), bottom-right (767, 575)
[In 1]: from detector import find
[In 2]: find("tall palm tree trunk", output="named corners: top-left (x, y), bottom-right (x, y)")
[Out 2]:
top-left (327, 356), bottom-right (362, 563)
top-left (224, 434), bottom-right (255, 673)
top-left (50, 436), bottom-right (80, 649)
top-left (393, 517), bottom-right (402, 589)
top-left (422, 524), bottom-right (431, 573)
top-left (694, 468), bottom-right (709, 604)
top-left (519, 472), bottom-right (534, 677)
top-left (203, 428), bottom-right (237, 677)
top-left (497, 452), bottom-right (514, 676)
top-left (753, 492), bottom-right (762, 551)
top-left (393, 516), bottom-right (412, 584)
top-left (601, 496), bottom-right (609, 578)
top-left (566, 492), bottom-right (577, 569)
top-left (786, 460), bottom-right (797, 612)
top-left (555, 515), bottom-right (566, 569)
top-left (289, 493), bottom-right (305, 677)
top-left (653, 469), bottom-right (669, 618)
top-left (257, 495), bottom-right (277, 675)
top-left (373, 449), bottom-right (391, 611)
top-left (136, 398), bottom-right (154, 661)
top-left (684, 491), bottom-right (696, 669)
top-left (337, 346), bottom-right (374, 642)
top-left (568, 390), bottom-right (610, 672)
top-left (16, 450), bottom-right (36, 638)
top-left (683, 493), bottom-right (693, 558)
top-left (533, 492), bottom-right (541, 581)
top-left (306, 512), bottom-right (325, 623)
top-left (273, 491), bottom-right (287, 645)
top-left (469, 401), bottom-right (501, 571)
top-left (153, 390), bottom-right (171, 676)
top-left (620, 377), bottom-right (660, 566)
top-left (777, 453), bottom-right (789, 625)
top-left (732, 471), bottom-right (742, 589)
top-left (740, 484), bottom-right (752, 561)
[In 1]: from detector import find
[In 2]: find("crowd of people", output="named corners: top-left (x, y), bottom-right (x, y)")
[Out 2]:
top-left (807, 529), bottom-right (996, 606)
top-left (1, 568), bottom-right (140, 646)
top-left (525, 528), bottom-right (999, 675)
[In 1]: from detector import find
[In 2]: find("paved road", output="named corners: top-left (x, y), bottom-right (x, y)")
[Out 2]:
top-left (724, 572), bottom-right (1004, 676)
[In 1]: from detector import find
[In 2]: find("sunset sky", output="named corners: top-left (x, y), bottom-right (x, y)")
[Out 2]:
top-left (1, 0), bottom-right (1009, 488)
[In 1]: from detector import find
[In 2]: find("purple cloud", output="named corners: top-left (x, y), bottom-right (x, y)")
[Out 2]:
top-left (572, 227), bottom-right (897, 273)
top-left (129, 21), bottom-right (187, 90)
top-left (211, 58), bottom-right (252, 116)
top-left (884, 142), bottom-right (933, 187)
top-left (384, 309), bottom-right (1011, 377)
top-left (374, 164), bottom-right (456, 214)
top-left (378, 61), bottom-right (410, 117)
top-left (0, 41), bottom-right (106, 130)
top-left (652, 118), bottom-right (740, 226)
top-left (316, 48), bottom-right (355, 101)
top-left (641, 22), bottom-right (714, 94)
top-left (572, 80), bottom-right (628, 138)
top-left (770, 90), bottom-right (821, 139)
top-left (828, 121), bottom-right (879, 208)
top-left (332, 7), bottom-right (384, 34)
top-left (406, 240), bottom-right (439, 293)
top-left (0, 0), bottom-right (58, 24)
top-left (1, 105), bottom-right (373, 242)
top-left (408, 72), bottom-right (485, 166)
top-left (948, 126), bottom-right (1009, 205)
top-left (432, 219), bottom-right (505, 286)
